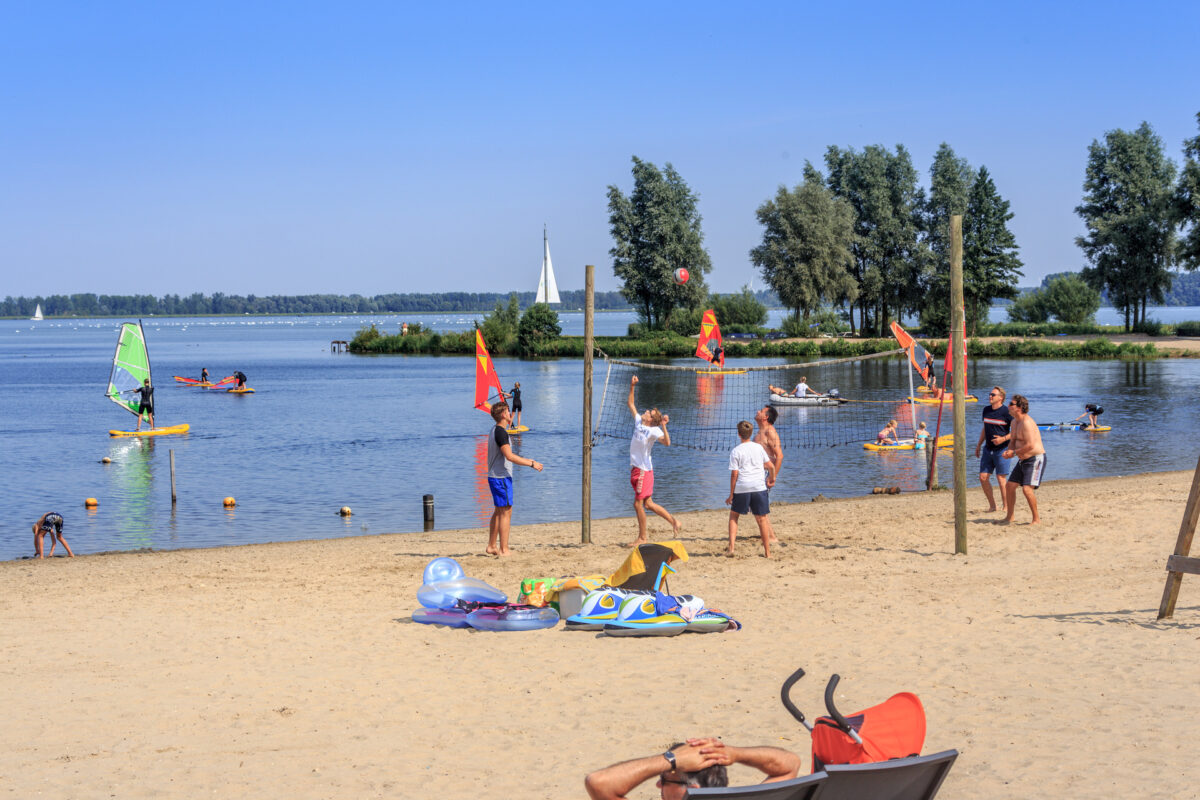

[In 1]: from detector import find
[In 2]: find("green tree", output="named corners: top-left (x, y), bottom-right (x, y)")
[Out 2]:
top-left (919, 144), bottom-right (974, 332)
top-left (481, 293), bottom-right (520, 352)
top-left (1076, 122), bottom-right (1178, 330)
top-left (708, 285), bottom-right (768, 327)
top-left (1176, 112), bottom-right (1200, 270)
top-left (1040, 273), bottom-right (1101, 324)
top-left (825, 145), bottom-right (928, 335)
top-left (1006, 291), bottom-right (1049, 323)
top-left (961, 167), bottom-right (1023, 333)
top-left (607, 157), bottom-right (712, 329)
top-left (751, 163), bottom-right (858, 327)
top-left (517, 302), bottom-right (561, 354)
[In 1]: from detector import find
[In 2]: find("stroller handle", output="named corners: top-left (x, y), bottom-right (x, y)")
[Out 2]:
top-left (824, 674), bottom-right (864, 745)
top-left (780, 667), bottom-right (813, 732)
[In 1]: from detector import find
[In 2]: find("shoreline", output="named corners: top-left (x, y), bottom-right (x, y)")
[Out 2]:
top-left (5, 469), bottom-right (1199, 799)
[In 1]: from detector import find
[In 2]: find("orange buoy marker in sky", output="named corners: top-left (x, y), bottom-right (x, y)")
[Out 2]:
top-left (223, 496), bottom-right (236, 507)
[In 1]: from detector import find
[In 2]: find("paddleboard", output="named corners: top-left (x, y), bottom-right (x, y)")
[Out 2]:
top-left (109, 423), bottom-right (190, 438)
top-left (1083, 425), bottom-right (1111, 432)
top-left (1039, 422), bottom-right (1082, 431)
top-left (506, 425), bottom-right (529, 434)
top-left (227, 387), bottom-right (255, 394)
top-left (916, 385), bottom-right (934, 393)
top-left (863, 434), bottom-right (953, 451)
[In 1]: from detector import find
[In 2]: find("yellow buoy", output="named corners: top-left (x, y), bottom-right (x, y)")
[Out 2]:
top-left (100, 457), bottom-right (111, 464)
top-left (339, 506), bottom-right (352, 516)
top-left (84, 497), bottom-right (99, 507)
top-left (223, 496), bottom-right (236, 507)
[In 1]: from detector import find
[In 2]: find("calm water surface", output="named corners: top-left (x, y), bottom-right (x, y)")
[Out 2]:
top-left (1, 314), bottom-right (1197, 561)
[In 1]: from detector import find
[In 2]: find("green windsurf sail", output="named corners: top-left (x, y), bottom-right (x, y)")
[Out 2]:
top-left (107, 321), bottom-right (151, 421)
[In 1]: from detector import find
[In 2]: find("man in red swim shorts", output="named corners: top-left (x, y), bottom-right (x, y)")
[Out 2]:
top-left (626, 375), bottom-right (681, 547)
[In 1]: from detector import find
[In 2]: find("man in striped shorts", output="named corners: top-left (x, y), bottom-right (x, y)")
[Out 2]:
top-left (1002, 394), bottom-right (1046, 525)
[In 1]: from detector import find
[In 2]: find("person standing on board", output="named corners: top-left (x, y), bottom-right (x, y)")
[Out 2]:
top-left (132, 378), bottom-right (154, 431)
top-left (485, 402), bottom-right (542, 556)
top-left (754, 405), bottom-right (782, 546)
top-left (975, 386), bottom-right (1013, 513)
top-left (233, 371), bottom-right (247, 389)
top-left (200, 368), bottom-right (209, 384)
top-left (924, 351), bottom-right (936, 389)
top-left (508, 382), bottom-right (523, 429)
top-left (627, 375), bottom-right (681, 547)
top-left (726, 421), bottom-right (778, 558)
top-left (33, 512), bottom-right (74, 558)
top-left (1002, 394), bottom-right (1046, 525)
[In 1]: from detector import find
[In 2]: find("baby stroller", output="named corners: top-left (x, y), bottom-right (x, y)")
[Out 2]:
top-left (780, 667), bottom-right (926, 772)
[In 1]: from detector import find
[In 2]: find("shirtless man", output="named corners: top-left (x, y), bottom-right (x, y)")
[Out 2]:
top-left (33, 512), bottom-right (74, 558)
top-left (754, 405), bottom-right (782, 544)
top-left (768, 376), bottom-right (820, 397)
top-left (1002, 394), bottom-right (1046, 525)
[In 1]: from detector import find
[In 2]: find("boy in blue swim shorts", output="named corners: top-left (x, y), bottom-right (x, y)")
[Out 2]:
top-left (725, 421), bottom-right (778, 558)
top-left (485, 403), bottom-right (542, 556)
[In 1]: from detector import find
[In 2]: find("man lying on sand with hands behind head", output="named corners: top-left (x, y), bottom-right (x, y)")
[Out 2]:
top-left (585, 738), bottom-right (801, 800)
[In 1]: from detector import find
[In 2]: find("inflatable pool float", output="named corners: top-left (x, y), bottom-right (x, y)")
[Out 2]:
top-left (601, 593), bottom-right (704, 637)
top-left (907, 394), bottom-right (978, 404)
top-left (412, 607), bottom-right (472, 628)
top-left (604, 616), bottom-right (688, 636)
top-left (564, 588), bottom-right (639, 630)
top-left (465, 606), bottom-right (559, 632)
top-left (417, 577), bottom-right (507, 610)
top-left (863, 434), bottom-right (954, 452)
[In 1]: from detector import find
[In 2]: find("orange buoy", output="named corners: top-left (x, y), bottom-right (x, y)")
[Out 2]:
top-left (100, 457), bottom-right (111, 464)
top-left (223, 496), bottom-right (236, 507)
top-left (339, 506), bottom-right (352, 516)
top-left (84, 497), bottom-right (99, 507)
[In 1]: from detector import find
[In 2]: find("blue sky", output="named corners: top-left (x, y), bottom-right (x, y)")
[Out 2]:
top-left (2, 1), bottom-right (1197, 298)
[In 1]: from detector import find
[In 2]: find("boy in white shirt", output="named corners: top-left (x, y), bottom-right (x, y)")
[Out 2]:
top-left (627, 375), bottom-right (681, 547)
top-left (725, 421), bottom-right (778, 558)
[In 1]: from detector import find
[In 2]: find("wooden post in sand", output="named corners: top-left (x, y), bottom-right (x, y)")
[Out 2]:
top-left (170, 449), bottom-right (177, 505)
top-left (582, 264), bottom-right (594, 544)
top-left (951, 215), bottom-right (968, 554)
top-left (1158, 454), bottom-right (1200, 619)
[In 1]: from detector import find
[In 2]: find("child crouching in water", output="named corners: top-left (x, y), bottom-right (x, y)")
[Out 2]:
top-left (877, 419), bottom-right (899, 445)
top-left (726, 420), bottom-right (778, 558)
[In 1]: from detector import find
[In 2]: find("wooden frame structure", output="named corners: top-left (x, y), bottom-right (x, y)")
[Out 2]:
top-left (1158, 453), bottom-right (1200, 619)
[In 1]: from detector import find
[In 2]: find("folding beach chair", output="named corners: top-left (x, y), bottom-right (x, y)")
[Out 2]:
top-left (817, 750), bottom-right (958, 800)
top-left (685, 770), bottom-right (826, 800)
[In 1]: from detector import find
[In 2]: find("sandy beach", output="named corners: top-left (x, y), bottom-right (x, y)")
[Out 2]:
top-left (3, 470), bottom-right (1199, 799)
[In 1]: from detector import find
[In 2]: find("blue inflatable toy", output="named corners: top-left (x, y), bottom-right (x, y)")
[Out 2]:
top-left (423, 556), bottom-right (465, 585)
top-left (416, 577), bottom-right (507, 610)
top-left (465, 606), bottom-right (559, 632)
top-left (412, 607), bottom-right (471, 628)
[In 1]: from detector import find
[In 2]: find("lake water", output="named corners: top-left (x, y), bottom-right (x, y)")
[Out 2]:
top-left (2, 313), bottom-right (1197, 561)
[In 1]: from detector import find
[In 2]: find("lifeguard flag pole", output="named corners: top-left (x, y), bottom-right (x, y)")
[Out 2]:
top-left (951, 215), bottom-right (968, 554)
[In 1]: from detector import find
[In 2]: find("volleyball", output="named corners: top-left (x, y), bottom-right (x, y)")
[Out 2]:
top-left (674, 268), bottom-right (689, 285)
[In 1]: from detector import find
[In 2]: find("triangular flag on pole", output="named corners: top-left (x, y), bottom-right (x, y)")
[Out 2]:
top-left (944, 320), bottom-right (968, 396)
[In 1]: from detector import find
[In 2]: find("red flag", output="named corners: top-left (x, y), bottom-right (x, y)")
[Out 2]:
top-left (944, 321), bottom-right (968, 396)
top-left (474, 329), bottom-right (505, 411)
top-left (695, 309), bottom-right (724, 367)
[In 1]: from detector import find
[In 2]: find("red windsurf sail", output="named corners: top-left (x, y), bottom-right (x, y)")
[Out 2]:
top-left (474, 329), bottom-right (505, 411)
top-left (695, 309), bottom-right (724, 367)
top-left (944, 320), bottom-right (968, 396)
top-left (889, 321), bottom-right (932, 383)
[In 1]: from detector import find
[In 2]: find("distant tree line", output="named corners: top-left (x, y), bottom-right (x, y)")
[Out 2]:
top-left (0, 290), bottom-right (634, 318)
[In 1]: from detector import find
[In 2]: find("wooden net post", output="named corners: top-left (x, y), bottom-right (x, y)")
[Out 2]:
top-left (1158, 453), bottom-right (1200, 619)
top-left (581, 264), bottom-right (594, 545)
top-left (950, 215), bottom-right (967, 554)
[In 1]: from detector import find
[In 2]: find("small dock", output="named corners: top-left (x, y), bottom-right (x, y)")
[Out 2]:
top-left (331, 340), bottom-right (348, 353)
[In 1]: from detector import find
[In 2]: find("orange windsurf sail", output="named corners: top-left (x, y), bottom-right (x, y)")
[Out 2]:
top-left (889, 321), bottom-right (932, 383)
top-left (944, 320), bottom-right (968, 396)
top-left (474, 329), bottom-right (505, 411)
top-left (695, 309), bottom-right (724, 367)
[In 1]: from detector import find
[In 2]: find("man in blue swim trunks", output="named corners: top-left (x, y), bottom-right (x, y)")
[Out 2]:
top-left (485, 403), bottom-right (542, 556)
top-left (975, 386), bottom-right (1014, 513)
top-left (585, 737), bottom-right (801, 800)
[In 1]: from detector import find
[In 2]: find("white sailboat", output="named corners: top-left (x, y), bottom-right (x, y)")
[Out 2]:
top-left (535, 227), bottom-right (561, 304)
top-left (31, 304), bottom-right (43, 321)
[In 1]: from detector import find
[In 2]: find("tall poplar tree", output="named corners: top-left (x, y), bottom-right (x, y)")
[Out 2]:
top-left (962, 167), bottom-right (1023, 332)
top-left (1176, 112), bottom-right (1200, 271)
top-left (750, 163), bottom-right (858, 324)
top-left (825, 144), bottom-right (928, 335)
top-left (607, 157), bottom-right (712, 329)
top-left (920, 144), bottom-right (974, 332)
top-left (1076, 122), bottom-right (1177, 330)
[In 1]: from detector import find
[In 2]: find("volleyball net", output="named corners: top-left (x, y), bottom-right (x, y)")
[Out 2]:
top-left (592, 348), bottom-right (939, 452)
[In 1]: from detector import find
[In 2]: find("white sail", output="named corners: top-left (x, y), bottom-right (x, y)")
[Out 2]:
top-left (536, 228), bottom-right (561, 304)
top-left (31, 304), bottom-right (43, 321)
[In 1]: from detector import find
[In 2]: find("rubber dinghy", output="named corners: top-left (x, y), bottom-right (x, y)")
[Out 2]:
top-left (769, 394), bottom-right (846, 407)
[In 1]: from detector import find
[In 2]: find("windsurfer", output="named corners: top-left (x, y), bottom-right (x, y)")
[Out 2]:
top-left (132, 378), bottom-right (155, 431)
top-left (509, 382), bottom-right (523, 429)
top-left (485, 403), bottom-right (542, 556)
top-left (200, 368), bottom-right (209, 384)
top-left (626, 375), bottom-right (681, 547)
top-left (233, 371), bottom-right (247, 389)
